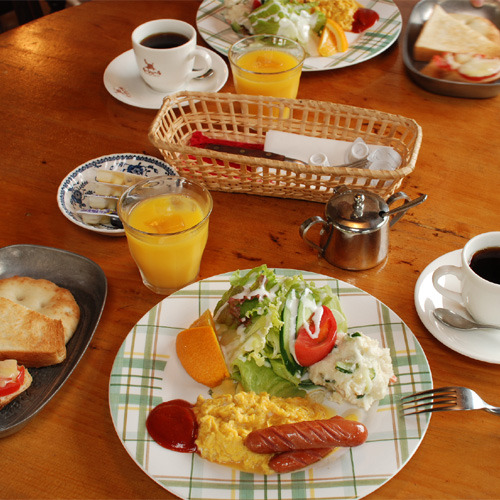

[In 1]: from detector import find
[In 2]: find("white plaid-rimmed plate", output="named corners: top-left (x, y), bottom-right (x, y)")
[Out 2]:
top-left (109, 269), bottom-right (432, 499)
top-left (196, 0), bottom-right (402, 71)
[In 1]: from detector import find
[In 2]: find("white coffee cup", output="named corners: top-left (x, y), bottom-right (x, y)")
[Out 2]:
top-left (432, 232), bottom-right (500, 326)
top-left (132, 19), bottom-right (211, 92)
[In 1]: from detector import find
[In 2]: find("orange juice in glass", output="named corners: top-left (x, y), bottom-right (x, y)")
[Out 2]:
top-left (229, 35), bottom-right (305, 115)
top-left (118, 177), bottom-right (212, 294)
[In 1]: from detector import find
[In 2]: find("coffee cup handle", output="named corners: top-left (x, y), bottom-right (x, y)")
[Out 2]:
top-left (432, 265), bottom-right (464, 304)
top-left (191, 49), bottom-right (212, 79)
top-left (300, 216), bottom-right (327, 253)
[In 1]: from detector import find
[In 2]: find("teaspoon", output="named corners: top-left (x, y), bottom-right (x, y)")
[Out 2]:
top-left (433, 308), bottom-right (500, 331)
top-left (194, 68), bottom-right (214, 80)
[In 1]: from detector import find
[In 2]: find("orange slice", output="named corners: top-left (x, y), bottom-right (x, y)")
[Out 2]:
top-left (176, 324), bottom-right (230, 388)
top-left (318, 19), bottom-right (349, 57)
top-left (189, 309), bottom-right (216, 330)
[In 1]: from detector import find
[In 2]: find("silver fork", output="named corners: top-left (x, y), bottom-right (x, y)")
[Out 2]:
top-left (400, 386), bottom-right (500, 416)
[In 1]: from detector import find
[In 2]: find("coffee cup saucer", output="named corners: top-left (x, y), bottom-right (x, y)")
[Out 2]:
top-left (103, 46), bottom-right (228, 109)
top-left (414, 250), bottom-right (500, 364)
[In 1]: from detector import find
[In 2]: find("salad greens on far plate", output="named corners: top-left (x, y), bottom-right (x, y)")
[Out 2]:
top-left (213, 265), bottom-right (347, 397)
top-left (247, 0), bottom-right (326, 46)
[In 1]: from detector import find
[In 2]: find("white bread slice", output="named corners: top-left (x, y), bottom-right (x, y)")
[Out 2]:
top-left (0, 297), bottom-right (66, 367)
top-left (0, 365), bottom-right (32, 410)
top-left (414, 5), bottom-right (500, 61)
top-left (0, 276), bottom-right (80, 344)
top-left (451, 13), bottom-right (500, 44)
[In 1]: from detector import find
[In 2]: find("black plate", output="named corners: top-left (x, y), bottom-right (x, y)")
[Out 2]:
top-left (0, 244), bottom-right (107, 437)
top-left (403, 0), bottom-right (500, 98)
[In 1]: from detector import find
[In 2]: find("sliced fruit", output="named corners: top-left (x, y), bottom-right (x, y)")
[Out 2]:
top-left (176, 325), bottom-right (230, 388)
top-left (319, 19), bottom-right (349, 57)
top-left (189, 309), bottom-right (216, 330)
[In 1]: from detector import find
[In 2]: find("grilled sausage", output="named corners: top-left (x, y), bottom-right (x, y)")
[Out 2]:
top-left (245, 416), bottom-right (367, 454)
top-left (269, 448), bottom-right (333, 474)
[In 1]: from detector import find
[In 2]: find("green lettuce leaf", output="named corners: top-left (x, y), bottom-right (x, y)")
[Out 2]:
top-left (233, 358), bottom-right (306, 398)
top-left (214, 265), bottom-right (348, 398)
top-left (248, 0), bottom-right (326, 43)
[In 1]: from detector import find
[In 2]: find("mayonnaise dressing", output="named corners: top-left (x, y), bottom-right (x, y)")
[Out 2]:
top-left (285, 289), bottom-right (299, 361)
top-left (297, 288), bottom-right (324, 340)
top-left (214, 273), bottom-right (278, 325)
top-left (230, 275), bottom-right (277, 302)
top-left (304, 306), bottom-right (324, 340)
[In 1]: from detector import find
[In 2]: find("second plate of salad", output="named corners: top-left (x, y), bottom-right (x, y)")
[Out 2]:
top-left (196, 0), bottom-right (403, 71)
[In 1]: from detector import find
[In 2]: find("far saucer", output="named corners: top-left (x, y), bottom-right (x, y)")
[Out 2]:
top-left (103, 47), bottom-right (228, 109)
top-left (414, 250), bottom-right (500, 364)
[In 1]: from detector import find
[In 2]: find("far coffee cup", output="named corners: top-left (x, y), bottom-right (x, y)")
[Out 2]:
top-left (432, 231), bottom-right (500, 326)
top-left (132, 19), bottom-right (211, 92)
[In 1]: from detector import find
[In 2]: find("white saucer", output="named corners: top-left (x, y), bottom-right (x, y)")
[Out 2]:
top-left (415, 250), bottom-right (500, 364)
top-left (103, 47), bottom-right (228, 109)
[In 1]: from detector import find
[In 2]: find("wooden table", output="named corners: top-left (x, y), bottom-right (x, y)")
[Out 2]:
top-left (1, 1), bottom-right (499, 498)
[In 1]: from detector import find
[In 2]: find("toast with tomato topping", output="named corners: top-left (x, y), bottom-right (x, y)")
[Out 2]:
top-left (0, 359), bottom-right (32, 410)
top-left (422, 52), bottom-right (500, 83)
top-left (0, 297), bottom-right (66, 367)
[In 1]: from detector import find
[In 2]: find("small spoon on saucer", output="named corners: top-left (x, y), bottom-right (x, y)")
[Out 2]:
top-left (433, 308), bottom-right (500, 331)
top-left (194, 68), bottom-right (214, 80)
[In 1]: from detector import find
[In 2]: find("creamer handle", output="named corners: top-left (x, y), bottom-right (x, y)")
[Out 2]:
top-left (299, 216), bottom-right (327, 253)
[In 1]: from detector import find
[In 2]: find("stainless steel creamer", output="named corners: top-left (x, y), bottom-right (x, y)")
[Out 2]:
top-left (300, 187), bottom-right (427, 270)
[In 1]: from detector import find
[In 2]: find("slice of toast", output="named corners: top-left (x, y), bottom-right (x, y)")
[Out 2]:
top-left (421, 52), bottom-right (500, 83)
top-left (451, 13), bottom-right (500, 45)
top-left (0, 276), bottom-right (80, 344)
top-left (0, 297), bottom-right (66, 367)
top-left (0, 364), bottom-right (32, 410)
top-left (414, 5), bottom-right (500, 61)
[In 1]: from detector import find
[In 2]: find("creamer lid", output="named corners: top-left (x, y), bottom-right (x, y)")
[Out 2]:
top-left (326, 188), bottom-right (389, 233)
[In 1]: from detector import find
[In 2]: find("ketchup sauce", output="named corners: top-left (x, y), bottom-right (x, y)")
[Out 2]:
top-left (146, 400), bottom-right (198, 453)
top-left (351, 8), bottom-right (379, 33)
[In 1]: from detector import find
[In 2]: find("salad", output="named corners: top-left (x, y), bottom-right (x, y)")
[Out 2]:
top-left (213, 265), bottom-right (395, 409)
top-left (226, 0), bottom-right (325, 45)
top-left (224, 0), bottom-right (380, 56)
top-left (214, 265), bottom-right (347, 397)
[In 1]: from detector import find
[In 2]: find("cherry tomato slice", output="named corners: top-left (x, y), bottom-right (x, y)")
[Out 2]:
top-left (0, 365), bottom-right (25, 397)
top-left (294, 306), bottom-right (337, 367)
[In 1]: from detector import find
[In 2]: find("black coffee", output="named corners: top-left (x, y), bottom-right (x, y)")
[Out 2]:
top-left (141, 32), bottom-right (189, 49)
top-left (470, 246), bottom-right (500, 285)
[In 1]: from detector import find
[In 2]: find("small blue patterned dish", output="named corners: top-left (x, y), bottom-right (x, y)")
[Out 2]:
top-left (57, 153), bottom-right (177, 236)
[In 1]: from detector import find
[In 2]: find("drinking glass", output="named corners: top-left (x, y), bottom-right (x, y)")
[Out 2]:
top-left (228, 34), bottom-right (305, 113)
top-left (118, 176), bottom-right (213, 294)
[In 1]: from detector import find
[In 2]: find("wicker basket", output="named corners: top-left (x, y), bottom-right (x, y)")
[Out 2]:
top-left (148, 92), bottom-right (422, 203)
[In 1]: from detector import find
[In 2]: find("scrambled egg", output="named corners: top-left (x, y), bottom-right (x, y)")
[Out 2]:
top-left (193, 392), bottom-right (330, 474)
top-left (303, 0), bottom-right (360, 31)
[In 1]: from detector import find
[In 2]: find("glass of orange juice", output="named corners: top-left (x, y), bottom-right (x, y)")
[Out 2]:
top-left (228, 34), bottom-right (305, 112)
top-left (118, 176), bottom-right (213, 294)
